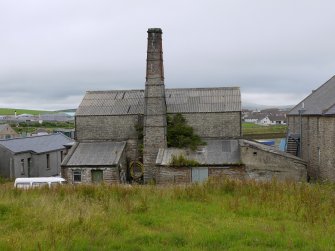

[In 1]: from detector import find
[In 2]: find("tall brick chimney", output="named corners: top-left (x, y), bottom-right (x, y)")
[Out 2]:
top-left (143, 28), bottom-right (167, 183)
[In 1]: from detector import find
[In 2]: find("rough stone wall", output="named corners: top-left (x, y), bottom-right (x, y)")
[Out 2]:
top-left (157, 166), bottom-right (191, 185)
top-left (175, 112), bottom-right (241, 138)
top-left (240, 141), bottom-right (307, 181)
top-left (64, 167), bottom-right (120, 184)
top-left (288, 115), bottom-right (335, 181)
top-left (208, 166), bottom-right (246, 179)
top-left (76, 115), bottom-right (138, 141)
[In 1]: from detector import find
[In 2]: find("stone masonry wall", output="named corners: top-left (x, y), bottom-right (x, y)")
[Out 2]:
top-left (157, 166), bottom-right (191, 185)
top-left (175, 112), bottom-right (241, 138)
top-left (208, 167), bottom-right (246, 180)
top-left (288, 115), bottom-right (335, 181)
top-left (64, 167), bottom-right (120, 184)
top-left (76, 115), bottom-right (138, 141)
top-left (240, 140), bottom-right (307, 181)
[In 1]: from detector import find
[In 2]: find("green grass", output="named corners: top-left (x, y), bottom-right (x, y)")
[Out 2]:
top-left (0, 108), bottom-right (53, 115)
top-left (243, 122), bottom-right (287, 135)
top-left (9, 121), bottom-right (75, 134)
top-left (0, 179), bottom-right (334, 250)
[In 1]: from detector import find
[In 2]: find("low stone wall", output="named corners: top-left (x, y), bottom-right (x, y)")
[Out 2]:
top-left (209, 166), bottom-right (246, 180)
top-left (157, 167), bottom-right (191, 185)
top-left (240, 140), bottom-right (307, 182)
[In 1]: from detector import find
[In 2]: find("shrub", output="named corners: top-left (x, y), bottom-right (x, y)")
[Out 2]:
top-left (169, 154), bottom-right (200, 167)
top-left (167, 113), bottom-right (206, 151)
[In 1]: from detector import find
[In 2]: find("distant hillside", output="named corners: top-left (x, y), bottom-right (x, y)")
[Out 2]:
top-left (0, 108), bottom-right (54, 116)
top-left (242, 103), bottom-right (294, 111)
top-left (54, 109), bottom-right (77, 113)
top-left (0, 108), bottom-right (77, 116)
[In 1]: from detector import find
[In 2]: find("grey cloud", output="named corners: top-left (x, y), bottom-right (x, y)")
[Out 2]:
top-left (1, 0), bottom-right (335, 109)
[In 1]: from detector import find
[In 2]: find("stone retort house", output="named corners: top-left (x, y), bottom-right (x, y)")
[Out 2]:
top-left (287, 76), bottom-right (335, 181)
top-left (62, 28), bottom-right (306, 184)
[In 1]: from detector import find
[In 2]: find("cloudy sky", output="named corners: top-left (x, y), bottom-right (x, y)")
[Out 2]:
top-left (1, 0), bottom-right (335, 110)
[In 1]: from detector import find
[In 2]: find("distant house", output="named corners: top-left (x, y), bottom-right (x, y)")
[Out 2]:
top-left (0, 133), bottom-right (74, 179)
top-left (287, 75), bottom-right (335, 181)
top-left (32, 128), bottom-right (50, 136)
top-left (0, 124), bottom-right (19, 139)
top-left (268, 115), bottom-right (286, 125)
top-left (244, 114), bottom-right (272, 125)
top-left (53, 128), bottom-right (75, 139)
top-left (244, 114), bottom-right (286, 125)
top-left (258, 116), bottom-right (272, 125)
top-left (40, 113), bottom-right (74, 122)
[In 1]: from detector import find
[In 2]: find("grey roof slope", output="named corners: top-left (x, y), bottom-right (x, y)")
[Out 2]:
top-left (62, 141), bottom-right (126, 166)
top-left (156, 139), bottom-right (240, 166)
top-left (76, 87), bottom-right (241, 116)
top-left (0, 133), bottom-right (74, 154)
top-left (288, 75), bottom-right (335, 115)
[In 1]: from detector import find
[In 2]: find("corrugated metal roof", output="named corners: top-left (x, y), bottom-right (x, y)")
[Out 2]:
top-left (156, 139), bottom-right (240, 166)
top-left (0, 133), bottom-right (74, 154)
top-left (288, 75), bottom-right (335, 116)
top-left (63, 141), bottom-right (126, 166)
top-left (76, 87), bottom-right (241, 116)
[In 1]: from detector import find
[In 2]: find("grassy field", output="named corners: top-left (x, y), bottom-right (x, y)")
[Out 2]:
top-left (0, 179), bottom-right (335, 250)
top-left (9, 121), bottom-right (75, 134)
top-left (0, 108), bottom-right (53, 115)
top-left (242, 122), bottom-right (287, 136)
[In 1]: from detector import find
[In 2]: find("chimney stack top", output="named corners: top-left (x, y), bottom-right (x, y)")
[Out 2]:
top-left (147, 28), bottom-right (162, 34)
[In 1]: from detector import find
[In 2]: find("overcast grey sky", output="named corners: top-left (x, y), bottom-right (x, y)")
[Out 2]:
top-left (1, 0), bottom-right (335, 110)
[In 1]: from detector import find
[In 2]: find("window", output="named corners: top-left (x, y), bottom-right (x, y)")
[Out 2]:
top-left (27, 158), bottom-right (32, 177)
top-left (46, 154), bottom-right (50, 169)
top-left (16, 182), bottom-right (30, 189)
top-left (32, 182), bottom-right (48, 188)
top-left (20, 159), bottom-right (25, 175)
top-left (73, 170), bottom-right (81, 182)
top-left (60, 151), bottom-right (64, 162)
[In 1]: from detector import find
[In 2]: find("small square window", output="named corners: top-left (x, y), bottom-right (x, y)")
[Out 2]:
top-left (73, 170), bottom-right (81, 182)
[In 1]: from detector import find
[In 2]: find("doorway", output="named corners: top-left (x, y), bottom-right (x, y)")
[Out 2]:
top-left (91, 170), bottom-right (103, 183)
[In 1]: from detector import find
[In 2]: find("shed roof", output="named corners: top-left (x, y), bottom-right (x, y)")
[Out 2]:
top-left (156, 139), bottom-right (240, 166)
top-left (76, 87), bottom-right (241, 116)
top-left (62, 141), bottom-right (126, 166)
top-left (288, 75), bottom-right (335, 116)
top-left (0, 133), bottom-right (74, 154)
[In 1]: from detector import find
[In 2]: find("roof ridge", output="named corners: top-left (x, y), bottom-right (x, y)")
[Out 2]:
top-left (288, 75), bottom-right (335, 114)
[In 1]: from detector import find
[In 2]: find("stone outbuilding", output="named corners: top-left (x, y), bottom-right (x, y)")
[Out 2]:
top-left (287, 75), bottom-right (335, 181)
top-left (61, 141), bottom-right (127, 184)
top-left (156, 139), bottom-right (306, 184)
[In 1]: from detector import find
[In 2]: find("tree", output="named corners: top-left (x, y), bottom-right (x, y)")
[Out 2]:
top-left (167, 113), bottom-right (206, 151)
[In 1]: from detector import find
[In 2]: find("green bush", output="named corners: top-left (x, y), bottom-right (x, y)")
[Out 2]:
top-left (169, 154), bottom-right (200, 167)
top-left (167, 113), bottom-right (206, 151)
